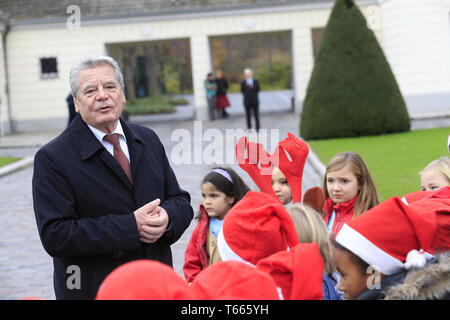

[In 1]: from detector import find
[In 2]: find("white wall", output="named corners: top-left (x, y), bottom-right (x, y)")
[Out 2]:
top-left (6, 26), bottom-right (106, 125)
top-left (381, 0), bottom-right (450, 96)
top-left (4, 1), bottom-right (381, 128)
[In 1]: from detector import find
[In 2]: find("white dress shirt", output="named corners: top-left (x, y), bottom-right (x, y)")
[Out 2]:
top-left (87, 121), bottom-right (131, 162)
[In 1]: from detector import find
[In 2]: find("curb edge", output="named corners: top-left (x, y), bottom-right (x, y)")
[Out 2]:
top-left (0, 157), bottom-right (34, 178)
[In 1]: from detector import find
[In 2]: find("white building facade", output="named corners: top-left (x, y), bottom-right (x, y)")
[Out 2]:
top-left (0, 0), bottom-right (449, 134)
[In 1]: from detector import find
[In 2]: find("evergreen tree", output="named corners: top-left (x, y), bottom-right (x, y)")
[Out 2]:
top-left (300, 0), bottom-right (410, 140)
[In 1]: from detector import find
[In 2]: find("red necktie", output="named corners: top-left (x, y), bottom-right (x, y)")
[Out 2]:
top-left (103, 133), bottom-right (133, 184)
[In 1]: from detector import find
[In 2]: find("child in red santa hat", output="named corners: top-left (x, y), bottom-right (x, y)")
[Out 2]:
top-left (331, 195), bottom-right (449, 300)
top-left (95, 260), bottom-right (193, 300)
top-left (217, 191), bottom-right (299, 266)
top-left (190, 260), bottom-right (280, 300)
top-left (256, 242), bottom-right (326, 300)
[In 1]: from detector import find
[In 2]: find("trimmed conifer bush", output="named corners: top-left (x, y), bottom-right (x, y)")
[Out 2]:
top-left (300, 0), bottom-right (410, 140)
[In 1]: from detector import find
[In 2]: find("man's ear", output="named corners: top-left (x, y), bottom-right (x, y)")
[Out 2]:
top-left (73, 95), bottom-right (80, 113)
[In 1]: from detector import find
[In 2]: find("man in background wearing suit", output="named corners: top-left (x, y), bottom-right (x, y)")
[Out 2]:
top-left (32, 55), bottom-right (193, 299)
top-left (240, 68), bottom-right (260, 132)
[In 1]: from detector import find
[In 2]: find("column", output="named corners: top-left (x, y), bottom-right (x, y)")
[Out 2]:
top-left (291, 26), bottom-right (314, 115)
top-left (190, 34), bottom-right (213, 121)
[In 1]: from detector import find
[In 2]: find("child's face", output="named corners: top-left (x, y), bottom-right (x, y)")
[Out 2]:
top-left (333, 247), bottom-right (370, 300)
top-left (201, 182), bottom-right (234, 220)
top-left (421, 169), bottom-right (450, 191)
top-left (271, 167), bottom-right (292, 205)
top-left (326, 165), bottom-right (360, 204)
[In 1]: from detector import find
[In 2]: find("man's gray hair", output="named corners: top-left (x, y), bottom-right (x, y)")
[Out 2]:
top-left (70, 54), bottom-right (125, 98)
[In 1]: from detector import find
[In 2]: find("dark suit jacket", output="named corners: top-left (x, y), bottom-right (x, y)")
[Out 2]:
top-left (32, 114), bottom-right (193, 299)
top-left (241, 78), bottom-right (260, 107)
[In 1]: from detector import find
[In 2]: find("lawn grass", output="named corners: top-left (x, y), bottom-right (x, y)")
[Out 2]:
top-left (0, 157), bottom-right (21, 168)
top-left (307, 127), bottom-right (450, 201)
top-left (126, 96), bottom-right (189, 115)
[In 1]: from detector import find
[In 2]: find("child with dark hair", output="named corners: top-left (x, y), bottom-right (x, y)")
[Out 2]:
top-left (331, 195), bottom-right (450, 300)
top-left (183, 167), bottom-right (250, 283)
top-left (330, 237), bottom-right (372, 300)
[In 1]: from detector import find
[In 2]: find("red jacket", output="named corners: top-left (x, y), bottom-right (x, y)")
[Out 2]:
top-left (323, 195), bottom-right (358, 235)
top-left (183, 204), bottom-right (209, 283)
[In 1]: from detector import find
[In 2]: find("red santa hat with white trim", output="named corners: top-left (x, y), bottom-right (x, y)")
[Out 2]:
top-left (400, 187), bottom-right (450, 252)
top-left (256, 243), bottom-right (324, 300)
top-left (401, 186), bottom-right (450, 206)
top-left (408, 192), bottom-right (450, 253)
top-left (335, 196), bottom-right (450, 276)
top-left (190, 260), bottom-right (281, 300)
top-left (217, 191), bottom-right (299, 266)
top-left (400, 190), bottom-right (432, 206)
top-left (96, 260), bottom-right (193, 300)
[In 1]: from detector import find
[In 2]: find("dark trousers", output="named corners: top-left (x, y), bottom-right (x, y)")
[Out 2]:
top-left (244, 103), bottom-right (260, 130)
top-left (207, 95), bottom-right (216, 120)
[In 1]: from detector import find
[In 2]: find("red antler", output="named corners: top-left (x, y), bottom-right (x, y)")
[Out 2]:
top-left (235, 133), bottom-right (309, 203)
top-left (275, 133), bottom-right (309, 203)
top-left (236, 136), bottom-right (278, 199)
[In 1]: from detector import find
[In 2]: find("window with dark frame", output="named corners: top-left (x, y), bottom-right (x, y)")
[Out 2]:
top-left (40, 57), bottom-right (58, 79)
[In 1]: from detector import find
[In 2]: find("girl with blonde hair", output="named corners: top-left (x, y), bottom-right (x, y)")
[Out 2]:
top-left (420, 157), bottom-right (450, 192)
top-left (322, 151), bottom-right (380, 235)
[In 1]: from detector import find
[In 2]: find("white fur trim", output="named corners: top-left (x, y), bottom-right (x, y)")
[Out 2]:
top-left (336, 224), bottom-right (405, 275)
top-left (404, 249), bottom-right (427, 270)
top-left (420, 249), bottom-right (435, 262)
top-left (401, 197), bottom-right (409, 206)
top-left (217, 229), bottom-right (255, 267)
top-left (276, 287), bottom-right (285, 300)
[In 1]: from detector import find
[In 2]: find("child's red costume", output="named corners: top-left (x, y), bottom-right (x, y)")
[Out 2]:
top-left (183, 204), bottom-right (209, 283)
top-left (323, 195), bottom-right (358, 235)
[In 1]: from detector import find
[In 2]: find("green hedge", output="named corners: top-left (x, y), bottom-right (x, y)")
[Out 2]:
top-left (126, 96), bottom-right (189, 115)
top-left (300, 0), bottom-right (410, 140)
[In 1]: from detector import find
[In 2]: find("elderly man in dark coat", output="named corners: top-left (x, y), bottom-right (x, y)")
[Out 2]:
top-left (32, 54), bottom-right (193, 300)
top-left (240, 68), bottom-right (260, 131)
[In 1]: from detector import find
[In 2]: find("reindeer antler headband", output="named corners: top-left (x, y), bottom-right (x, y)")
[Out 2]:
top-left (235, 132), bottom-right (309, 203)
